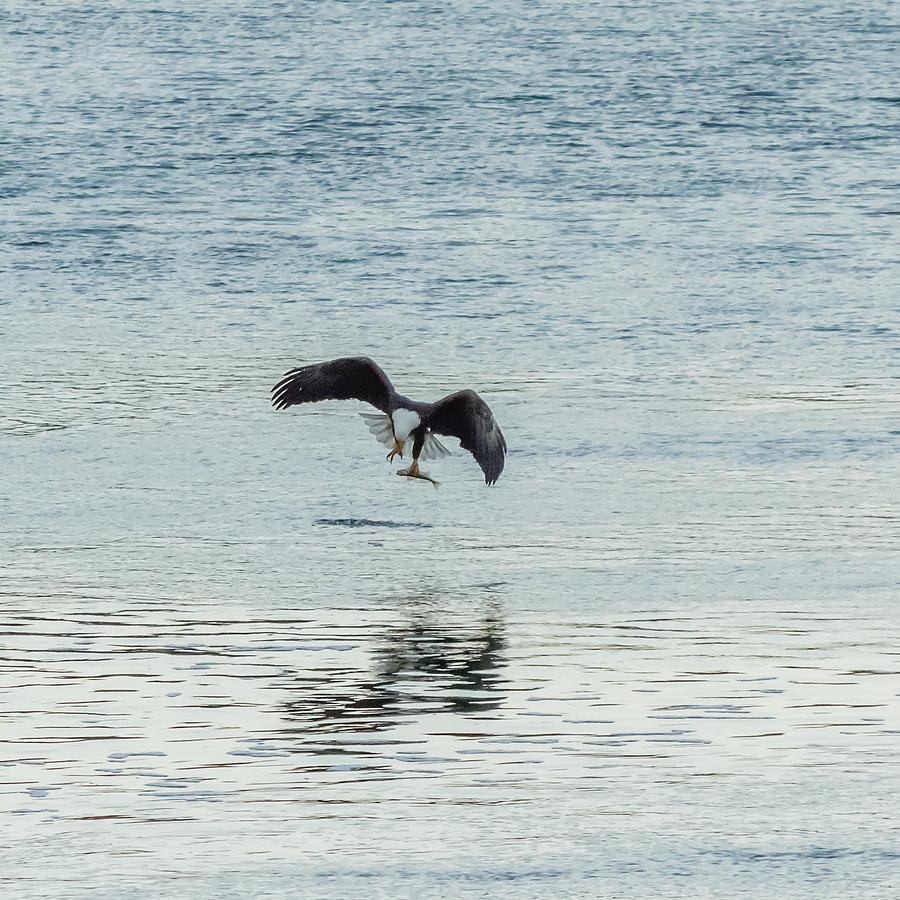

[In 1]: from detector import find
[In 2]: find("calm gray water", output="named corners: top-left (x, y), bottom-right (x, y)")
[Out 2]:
top-left (3, 1), bottom-right (900, 897)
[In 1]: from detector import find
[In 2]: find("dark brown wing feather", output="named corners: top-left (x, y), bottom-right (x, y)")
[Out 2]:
top-left (272, 357), bottom-right (396, 413)
top-left (427, 390), bottom-right (507, 485)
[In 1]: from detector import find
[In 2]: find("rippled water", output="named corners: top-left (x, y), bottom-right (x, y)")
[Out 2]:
top-left (3, 1), bottom-right (899, 896)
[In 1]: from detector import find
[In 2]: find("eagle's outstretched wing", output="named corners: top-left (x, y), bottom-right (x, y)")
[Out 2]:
top-left (428, 390), bottom-right (507, 485)
top-left (272, 357), bottom-right (395, 413)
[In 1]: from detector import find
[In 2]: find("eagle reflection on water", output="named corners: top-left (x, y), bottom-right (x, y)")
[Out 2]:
top-left (279, 599), bottom-right (506, 739)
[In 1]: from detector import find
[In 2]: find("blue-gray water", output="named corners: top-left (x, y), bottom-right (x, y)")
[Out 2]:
top-left (2, 2), bottom-right (899, 897)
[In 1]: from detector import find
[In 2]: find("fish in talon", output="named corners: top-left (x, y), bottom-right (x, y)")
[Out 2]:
top-left (397, 467), bottom-right (440, 488)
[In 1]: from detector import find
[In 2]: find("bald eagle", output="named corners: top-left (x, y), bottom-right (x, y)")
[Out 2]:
top-left (271, 357), bottom-right (507, 485)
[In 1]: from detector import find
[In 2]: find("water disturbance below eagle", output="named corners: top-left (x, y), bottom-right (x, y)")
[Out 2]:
top-left (271, 357), bottom-right (507, 485)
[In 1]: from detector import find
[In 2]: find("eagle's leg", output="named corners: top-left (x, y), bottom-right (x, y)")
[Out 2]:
top-left (405, 430), bottom-right (425, 477)
top-left (386, 437), bottom-right (404, 461)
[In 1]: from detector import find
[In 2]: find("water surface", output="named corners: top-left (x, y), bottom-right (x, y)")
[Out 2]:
top-left (2, 1), bottom-right (899, 897)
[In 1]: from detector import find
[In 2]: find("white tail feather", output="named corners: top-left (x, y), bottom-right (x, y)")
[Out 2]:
top-left (360, 412), bottom-right (394, 448)
top-left (359, 413), bottom-right (452, 461)
top-left (420, 432), bottom-right (452, 460)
